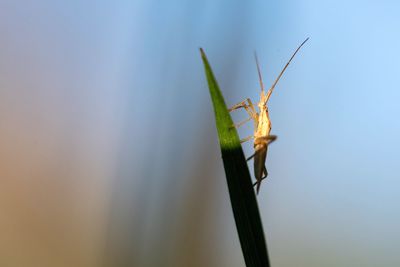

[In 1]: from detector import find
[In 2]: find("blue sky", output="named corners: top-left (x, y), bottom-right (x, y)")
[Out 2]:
top-left (130, 1), bottom-right (400, 266)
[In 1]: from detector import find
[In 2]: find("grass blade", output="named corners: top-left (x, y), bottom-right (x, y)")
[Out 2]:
top-left (200, 48), bottom-right (270, 267)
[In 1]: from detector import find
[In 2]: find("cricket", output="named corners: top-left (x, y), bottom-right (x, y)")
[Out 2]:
top-left (229, 38), bottom-right (309, 194)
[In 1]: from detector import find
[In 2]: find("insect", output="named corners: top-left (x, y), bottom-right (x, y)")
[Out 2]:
top-left (229, 38), bottom-right (309, 194)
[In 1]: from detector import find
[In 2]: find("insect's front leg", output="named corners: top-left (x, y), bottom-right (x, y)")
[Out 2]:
top-left (245, 98), bottom-right (257, 115)
top-left (228, 99), bottom-right (250, 112)
top-left (229, 98), bottom-right (258, 128)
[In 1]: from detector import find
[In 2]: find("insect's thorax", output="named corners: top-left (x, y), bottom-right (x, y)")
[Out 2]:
top-left (254, 105), bottom-right (271, 139)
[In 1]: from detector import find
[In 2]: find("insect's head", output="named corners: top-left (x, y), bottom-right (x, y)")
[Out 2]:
top-left (258, 94), bottom-right (268, 110)
top-left (258, 90), bottom-right (267, 108)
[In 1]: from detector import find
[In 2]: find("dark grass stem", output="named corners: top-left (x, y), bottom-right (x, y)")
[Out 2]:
top-left (200, 48), bottom-right (270, 267)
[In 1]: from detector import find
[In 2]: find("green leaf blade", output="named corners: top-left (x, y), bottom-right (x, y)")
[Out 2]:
top-left (200, 48), bottom-right (270, 267)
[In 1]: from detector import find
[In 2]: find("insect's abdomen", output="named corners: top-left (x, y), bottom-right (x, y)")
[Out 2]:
top-left (253, 143), bottom-right (268, 181)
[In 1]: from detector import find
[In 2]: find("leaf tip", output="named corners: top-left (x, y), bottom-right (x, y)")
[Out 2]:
top-left (199, 48), bottom-right (207, 59)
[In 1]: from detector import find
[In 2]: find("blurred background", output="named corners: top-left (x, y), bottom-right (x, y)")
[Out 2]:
top-left (1, 0), bottom-right (400, 266)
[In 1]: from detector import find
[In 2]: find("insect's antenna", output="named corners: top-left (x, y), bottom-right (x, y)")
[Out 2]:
top-left (254, 51), bottom-right (265, 93)
top-left (265, 37), bottom-right (309, 103)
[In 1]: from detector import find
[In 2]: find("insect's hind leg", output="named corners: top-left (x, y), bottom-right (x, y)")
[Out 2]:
top-left (262, 165), bottom-right (268, 178)
top-left (259, 135), bottom-right (277, 145)
top-left (246, 135), bottom-right (277, 161)
top-left (252, 166), bottom-right (268, 186)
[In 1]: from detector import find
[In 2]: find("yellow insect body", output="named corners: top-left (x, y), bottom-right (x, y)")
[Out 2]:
top-left (255, 92), bottom-right (271, 138)
top-left (230, 38), bottom-right (308, 194)
top-left (252, 91), bottom-right (273, 194)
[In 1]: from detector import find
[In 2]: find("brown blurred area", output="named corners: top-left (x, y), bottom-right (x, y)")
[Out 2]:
top-left (0, 70), bottom-right (118, 266)
top-left (0, 2), bottom-right (250, 267)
